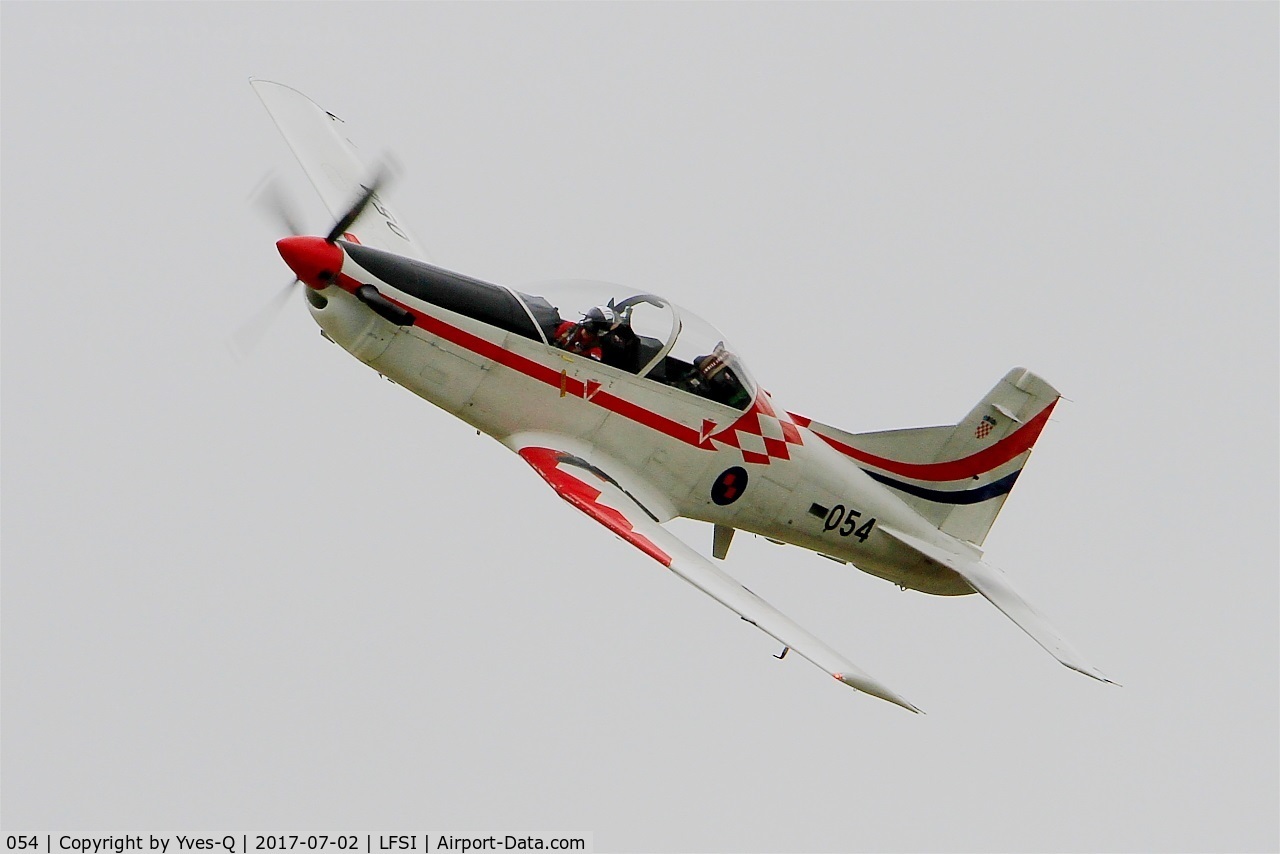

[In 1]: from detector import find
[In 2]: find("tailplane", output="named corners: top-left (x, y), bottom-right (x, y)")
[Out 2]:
top-left (795, 368), bottom-right (1060, 546)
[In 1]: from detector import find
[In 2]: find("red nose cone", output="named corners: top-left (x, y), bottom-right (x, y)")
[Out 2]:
top-left (276, 236), bottom-right (344, 289)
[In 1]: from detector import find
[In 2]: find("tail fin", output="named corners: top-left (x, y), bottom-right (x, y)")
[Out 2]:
top-left (796, 368), bottom-right (1060, 546)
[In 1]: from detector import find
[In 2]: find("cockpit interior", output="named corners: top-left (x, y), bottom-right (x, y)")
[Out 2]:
top-left (521, 285), bottom-right (754, 410)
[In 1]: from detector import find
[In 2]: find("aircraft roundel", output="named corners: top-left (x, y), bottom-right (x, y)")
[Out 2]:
top-left (711, 466), bottom-right (749, 505)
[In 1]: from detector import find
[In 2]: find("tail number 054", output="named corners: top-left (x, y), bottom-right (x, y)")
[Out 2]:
top-left (824, 505), bottom-right (876, 542)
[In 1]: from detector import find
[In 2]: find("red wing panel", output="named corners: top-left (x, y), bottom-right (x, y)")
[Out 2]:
top-left (518, 447), bottom-right (672, 566)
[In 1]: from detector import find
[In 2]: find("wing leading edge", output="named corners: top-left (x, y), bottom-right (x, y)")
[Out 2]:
top-left (509, 436), bottom-right (921, 713)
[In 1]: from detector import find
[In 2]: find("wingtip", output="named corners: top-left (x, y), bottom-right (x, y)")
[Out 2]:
top-left (1089, 669), bottom-right (1122, 687)
top-left (894, 698), bottom-right (925, 715)
top-left (1065, 661), bottom-right (1121, 687)
top-left (835, 672), bottom-right (923, 714)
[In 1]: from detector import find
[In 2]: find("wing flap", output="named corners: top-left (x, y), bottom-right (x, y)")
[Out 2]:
top-left (513, 440), bottom-right (920, 713)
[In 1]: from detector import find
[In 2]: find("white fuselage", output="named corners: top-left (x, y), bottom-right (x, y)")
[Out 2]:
top-left (307, 278), bottom-right (975, 596)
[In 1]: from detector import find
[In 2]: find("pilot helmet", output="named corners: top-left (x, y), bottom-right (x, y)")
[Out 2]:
top-left (582, 305), bottom-right (617, 332)
top-left (695, 351), bottom-right (729, 380)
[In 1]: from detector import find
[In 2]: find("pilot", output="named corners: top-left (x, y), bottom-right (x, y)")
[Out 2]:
top-left (685, 346), bottom-right (749, 407)
top-left (599, 313), bottom-right (640, 372)
top-left (554, 306), bottom-right (613, 361)
top-left (677, 352), bottom-right (720, 395)
top-left (694, 350), bottom-right (729, 382)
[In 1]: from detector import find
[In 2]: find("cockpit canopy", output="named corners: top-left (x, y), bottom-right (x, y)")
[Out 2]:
top-left (335, 242), bottom-right (757, 412)
top-left (519, 281), bottom-right (757, 410)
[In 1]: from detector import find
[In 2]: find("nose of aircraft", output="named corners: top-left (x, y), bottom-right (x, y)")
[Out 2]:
top-left (276, 236), bottom-right (344, 289)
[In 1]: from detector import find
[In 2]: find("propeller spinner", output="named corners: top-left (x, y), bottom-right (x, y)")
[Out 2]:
top-left (275, 236), bottom-right (343, 289)
top-left (275, 166), bottom-right (386, 287)
top-left (233, 168), bottom-right (389, 356)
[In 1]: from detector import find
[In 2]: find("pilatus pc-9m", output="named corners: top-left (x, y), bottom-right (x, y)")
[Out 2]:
top-left (250, 80), bottom-right (1112, 712)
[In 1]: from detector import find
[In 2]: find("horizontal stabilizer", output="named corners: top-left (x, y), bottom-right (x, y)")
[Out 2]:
top-left (881, 527), bottom-right (1115, 684)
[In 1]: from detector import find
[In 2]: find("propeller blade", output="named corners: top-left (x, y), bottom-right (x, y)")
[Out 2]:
top-left (325, 164), bottom-right (389, 244)
top-left (241, 164), bottom-right (391, 358)
top-left (250, 173), bottom-right (306, 237)
top-left (230, 278), bottom-right (300, 359)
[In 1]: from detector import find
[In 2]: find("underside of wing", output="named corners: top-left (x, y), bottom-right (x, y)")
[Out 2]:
top-left (508, 434), bottom-right (921, 713)
top-left (881, 526), bottom-right (1115, 684)
top-left (250, 79), bottom-right (430, 261)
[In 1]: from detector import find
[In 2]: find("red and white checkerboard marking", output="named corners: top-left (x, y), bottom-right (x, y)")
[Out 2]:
top-left (708, 393), bottom-right (804, 465)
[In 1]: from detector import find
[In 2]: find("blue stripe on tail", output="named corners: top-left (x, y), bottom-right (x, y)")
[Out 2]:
top-left (863, 469), bottom-right (1022, 505)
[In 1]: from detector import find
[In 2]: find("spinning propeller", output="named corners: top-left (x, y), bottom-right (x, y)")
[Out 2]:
top-left (232, 168), bottom-right (388, 357)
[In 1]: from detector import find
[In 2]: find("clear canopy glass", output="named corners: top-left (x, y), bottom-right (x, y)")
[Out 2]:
top-left (516, 280), bottom-right (756, 410)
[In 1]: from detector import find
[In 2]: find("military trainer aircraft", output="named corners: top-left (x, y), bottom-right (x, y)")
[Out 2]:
top-left (249, 80), bottom-right (1113, 712)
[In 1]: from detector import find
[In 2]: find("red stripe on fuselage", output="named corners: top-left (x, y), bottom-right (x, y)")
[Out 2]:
top-left (331, 273), bottom-right (710, 449)
top-left (793, 401), bottom-right (1057, 482)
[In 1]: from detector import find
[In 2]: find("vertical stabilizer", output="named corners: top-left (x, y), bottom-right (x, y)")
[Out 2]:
top-left (931, 369), bottom-right (1059, 543)
top-left (795, 368), bottom-right (1060, 546)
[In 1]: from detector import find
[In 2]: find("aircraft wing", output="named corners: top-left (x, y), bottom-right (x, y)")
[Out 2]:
top-left (509, 436), bottom-right (921, 713)
top-left (250, 79), bottom-right (431, 261)
top-left (881, 526), bottom-right (1116, 684)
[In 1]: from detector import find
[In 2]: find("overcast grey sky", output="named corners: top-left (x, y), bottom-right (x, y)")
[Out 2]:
top-left (3, 3), bottom-right (1277, 851)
